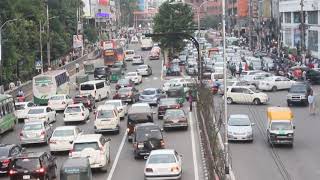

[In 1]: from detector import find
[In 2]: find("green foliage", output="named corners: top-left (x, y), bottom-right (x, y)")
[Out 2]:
top-left (153, 2), bottom-right (195, 53)
top-left (0, 0), bottom-right (82, 86)
top-left (120, 0), bottom-right (139, 26)
top-left (201, 15), bottom-right (221, 29)
top-left (84, 24), bottom-right (98, 43)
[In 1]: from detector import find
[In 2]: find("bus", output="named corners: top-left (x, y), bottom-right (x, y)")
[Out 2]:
top-left (0, 94), bottom-right (17, 134)
top-left (33, 70), bottom-right (70, 105)
top-left (103, 39), bottom-right (125, 66)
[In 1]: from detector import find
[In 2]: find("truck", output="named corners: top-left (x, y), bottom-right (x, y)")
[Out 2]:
top-left (267, 107), bottom-right (295, 147)
top-left (149, 46), bottom-right (160, 60)
top-left (140, 36), bottom-right (153, 50)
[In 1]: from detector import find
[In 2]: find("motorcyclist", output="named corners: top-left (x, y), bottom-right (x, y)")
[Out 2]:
top-left (17, 89), bottom-right (24, 97)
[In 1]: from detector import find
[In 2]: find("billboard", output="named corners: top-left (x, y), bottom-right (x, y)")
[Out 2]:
top-left (73, 35), bottom-right (83, 49)
top-left (82, 0), bottom-right (91, 18)
top-left (99, 0), bottom-right (109, 6)
top-left (138, 0), bottom-right (145, 11)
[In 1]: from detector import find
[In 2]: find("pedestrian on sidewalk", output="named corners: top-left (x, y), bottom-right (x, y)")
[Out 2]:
top-left (189, 90), bottom-right (193, 112)
top-left (75, 63), bottom-right (80, 73)
top-left (9, 82), bottom-right (15, 90)
top-left (308, 89), bottom-right (316, 115)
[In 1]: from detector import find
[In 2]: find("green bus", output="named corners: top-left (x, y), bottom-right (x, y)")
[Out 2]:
top-left (0, 94), bottom-right (17, 134)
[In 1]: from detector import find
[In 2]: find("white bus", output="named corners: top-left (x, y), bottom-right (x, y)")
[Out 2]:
top-left (140, 36), bottom-right (153, 50)
top-left (33, 70), bottom-right (70, 105)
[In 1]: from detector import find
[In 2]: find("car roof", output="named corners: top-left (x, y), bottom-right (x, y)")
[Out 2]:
top-left (74, 134), bottom-right (102, 143)
top-left (143, 88), bottom-right (157, 91)
top-left (61, 157), bottom-right (89, 168)
top-left (105, 99), bottom-right (122, 103)
top-left (18, 151), bottom-right (45, 158)
top-left (80, 80), bottom-right (105, 85)
top-left (150, 149), bottom-right (175, 155)
top-left (15, 102), bottom-right (30, 105)
top-left (229, 114), bottom-right (249, 119)
top-left (54, 126), bottom-right (77, 131)
top-left (97, 104), bottom-right (116, 110)
top-left (29, 106), bottom-right (47, 110)
top-left (24, 121), bottom-right (45, 125)
top-left (67, 104), bottom-right (83, 107)
top-left (136, 122), bottom-right (158, 128)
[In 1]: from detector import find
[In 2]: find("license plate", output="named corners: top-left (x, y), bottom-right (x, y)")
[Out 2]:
top-left (23, 175), bottom-right (30, 179)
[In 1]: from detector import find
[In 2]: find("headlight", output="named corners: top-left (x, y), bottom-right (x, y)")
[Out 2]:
top-left (300, 95), bottom-right (306, 99)
top-left (288, 133), bottom-right (293, 137)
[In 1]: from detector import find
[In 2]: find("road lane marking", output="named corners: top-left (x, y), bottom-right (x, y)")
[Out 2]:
top-left (106, 131), bottom-right (127, 180)
top-left (189, 110), bottom-right (199, 180)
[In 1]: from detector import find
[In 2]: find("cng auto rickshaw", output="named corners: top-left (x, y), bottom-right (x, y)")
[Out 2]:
top-left (60, 157), bottom-right (92, 180)
top-left (166, 87), bottom-right (186, 104)
top-left (84, 62), bottom-right (95, 74)
top-left (109, 67), bottom-right (123, 83)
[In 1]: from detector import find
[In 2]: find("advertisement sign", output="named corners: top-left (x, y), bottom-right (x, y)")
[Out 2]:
top-left (104, 50), bottom-right (114, 56)
top-left (99, 0), bottom-right (109, 6)
top-left (73, 35), bottom-right (83, 49)
top-left (83, 0), bottom-right (91, 18)
top-left (138, 0), bottom-right (145, 11)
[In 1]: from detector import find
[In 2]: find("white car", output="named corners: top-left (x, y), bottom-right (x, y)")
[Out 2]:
top-left (125, 72), bottom-right (142, 84)
top-left (49, 126), bottom-right (82, 152)
top-left (214, 62), bottom-right (224, 73)
top-left (94, 105), bottom-right (120, 134)
top-left (136, 64), bottom-right (152, 76)
top-left (48, 94), bottom-right (73, 111)
top-left (258, 76), bottom-right (296, 91)
top-left (162, 78), bottom-right (193, 91)
top-left (125, 50), bottom-right (135, 61)
top-left (144, 149), bottom-right (182, 180)
top-left (226, 86), bottom-right (269, 105)
top-left (132, 55), bottom-right (144, 65)
top-left (14, 102), bottom-right (36, 120)
top-left (227, 114), bottom-right (254, 142)
top-left (26, 106), bottom-right (56, 124)
top-left (105, 100), bottom-right (127, 119)
top-left (70, 134), bottom-right (111, 171)
top-left (63, 104), bottom-right (90, 123)
top-left (20, 121), bottom-right (53, 145)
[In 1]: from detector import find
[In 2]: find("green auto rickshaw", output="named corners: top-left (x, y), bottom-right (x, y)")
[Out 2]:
top-left (166, 87), bottom-right (186, 104)
top-left (84, 62), bottom-right (95, 74)
top-left (60, 157), bottom-right (92, 180)
top-left (109, 67), bottom-right (123, 83)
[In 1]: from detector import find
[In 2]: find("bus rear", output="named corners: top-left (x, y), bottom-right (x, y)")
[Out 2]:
top-left (103, 49), bottom-right (117, 66)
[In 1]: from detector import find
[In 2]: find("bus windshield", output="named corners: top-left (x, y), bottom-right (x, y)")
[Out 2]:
top-left (34, 76), bottom-right (52, 86)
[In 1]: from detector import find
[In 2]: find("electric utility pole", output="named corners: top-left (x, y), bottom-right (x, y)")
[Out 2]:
top-left (300, 0), bottom-right (305, 56)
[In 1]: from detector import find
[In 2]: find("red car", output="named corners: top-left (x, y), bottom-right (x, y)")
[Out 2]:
top-left (113, 87), bottom-right (140, 103)
top-left (73, 94), bottom-right (96, 111)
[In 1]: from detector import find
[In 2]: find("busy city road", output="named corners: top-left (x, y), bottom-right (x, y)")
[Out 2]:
top-left (0, 44), bottom-right (204, 180)
top-left (215, 85), bottom-right (320, 180)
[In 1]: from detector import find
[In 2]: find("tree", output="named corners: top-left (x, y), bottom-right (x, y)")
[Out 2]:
top-left (153, 2), bottom-right (195, 55)
top-left (120, 0), bottom-right (138, 27)
top-left (201, 15), bottom-right (221, 29)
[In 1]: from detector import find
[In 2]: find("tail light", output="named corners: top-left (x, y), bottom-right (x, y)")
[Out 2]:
top-left (40, 131), bottom-right (45, 137)
top-left (145, 168), bottom-right (153, 172)
top-left (171, 166), bottom-right (180, 172)
top-left (36, 167), bottom-right (45, 173)
top-left (49, 140), bottom-right (56, 144)
top-left (2, 159), bottom-right (10, 166)
top-left (9, 169), bottom-right (17, 175)
top-left (160, 140), bottom-right (165, 148)
top-left (176, 105), bottom-right (180, 109)
top-left (62, 101), bottom-right (66, 104)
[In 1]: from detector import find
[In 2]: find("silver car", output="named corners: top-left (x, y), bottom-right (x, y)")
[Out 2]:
top-left (20, 121), bottom-right (53, 145)
top-left (227, 114), bottom-right (254, 142)
top-left (139, 88), bottom-right (165, 105)
top-left (144, 149), bottom-right (182, 180)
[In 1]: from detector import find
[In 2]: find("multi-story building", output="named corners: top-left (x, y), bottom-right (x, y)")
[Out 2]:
top-left (280, 0), bottom-right (319, 58)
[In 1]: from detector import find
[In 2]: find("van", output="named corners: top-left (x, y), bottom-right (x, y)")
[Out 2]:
top-left (267, 107), bottom-right (295, 147)
top-left (94, 105), bottom-right (120, 134)
top-left (60, 157), bottom-right (92, 180)
top-left (80, 80), bottom-right (111, 101)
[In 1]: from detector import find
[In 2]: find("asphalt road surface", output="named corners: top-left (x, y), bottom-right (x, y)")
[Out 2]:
top-left (0, 44), bottom-right (204, 180)
top-left (214, 85), bottom-right (320, 180)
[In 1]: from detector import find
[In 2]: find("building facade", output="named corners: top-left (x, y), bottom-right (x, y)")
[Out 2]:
top-left (280, 0), bottom-right (320, 58)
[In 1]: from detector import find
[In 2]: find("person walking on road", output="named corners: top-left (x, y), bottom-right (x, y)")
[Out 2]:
top-left (308, 89), bottom-right (316, 115)
top-left (75, 63), bottom-right (80, 73)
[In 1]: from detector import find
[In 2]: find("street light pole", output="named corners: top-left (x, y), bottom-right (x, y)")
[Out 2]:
top-left (46, 2), bottom-right (51, 68)
top-left (40, 20), bottom-right (43, 74)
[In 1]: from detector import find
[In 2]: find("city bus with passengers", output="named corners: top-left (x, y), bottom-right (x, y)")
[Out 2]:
top-left (32, 70), bottom-right (70, 105)
top-left (0, 94), bottom-right (17, 134)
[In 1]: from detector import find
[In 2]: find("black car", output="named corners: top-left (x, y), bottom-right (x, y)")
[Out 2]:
top-left (60, 157), bottom-right (92, 180)
top-left (306, 69), bottom-right (320, 84)
top-left (9, 152), bottom-right (57, 180)
top-left (94, 66), bottom-right (110, 79)
top-left (115, 78), bottom-right (135, 90)
top-left (287, 81), bottom-right (312, 106)
top-left (0, 144), bottom-right (24, 175)
top-left (113, 87), bottom-right (140, 103)
top-left (132, 123), bottom-right (164, 159)
top-left (73, 94), bottom-right (96, 111)
top-left (157, 98), bottom-right (181, 119)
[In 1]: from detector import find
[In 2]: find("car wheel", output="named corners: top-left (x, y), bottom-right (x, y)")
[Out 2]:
top-left (253, 98), bottom-right (261, 105)
top-left (226, 97), bottom-right (233, 104)
top-left (271, 86), bottom-right (277, 92)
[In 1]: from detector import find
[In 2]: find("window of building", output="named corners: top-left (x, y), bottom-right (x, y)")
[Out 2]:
top-left (285, 12), bottom-right (291, 23)
top-left (308, 30), bottom-right (318, 52)
top-left (293, 12), bottom-right (300, 23)
top-left (308, 11), bottom-right (318, 24)
top-left (284, 28), bottom-right (292, 46)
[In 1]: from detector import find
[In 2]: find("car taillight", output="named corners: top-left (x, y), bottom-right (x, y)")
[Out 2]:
top-left (2, 159), bottom-right (10, 166)
top-left (160, 140), bottom-right (165, 148)
top-left (176, 105), bottom-right (180, 109)
top-left (145, 168), bottom-right (153, 172)
top-left (62, 101), bottom-right (66, 104)
top-left (41, 131), bottom-right (45, 135)
top-left (171, 166), bottom-right (180, 172)
top-left (36, 167), bottom-right (45, 173)
top-left (49, 140), bottom-right (56, 144)
top-left (9, 169), bottom-right (17, 175)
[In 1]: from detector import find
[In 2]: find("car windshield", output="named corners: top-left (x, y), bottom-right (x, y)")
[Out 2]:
top-left (271, 122), bottom-right (292, 130)
top-left (142, 90), bottom-right (156, 95)
top-left (0, 148), bottom-right (9, 157)
top-left (73, 142), bottom-right (99, 151)
top-left (159, 98), bottom-right (177, 105)
top-left (167, 89), bottom-right (183, 97)
top-left (14, 158), bottom-right (41, 170)
top-left (148, 154), bottom-right (176, 164)
top-left (50, 96), bottom-right (64, 100)
top-left (136, 127), bottom-right (162, 142)
top-left (165, 110), bottom-right (185, 118)
top-left (138, 65), bottom-right (148, 69)
top-left (74, 96), bottom-right (87, 101)
top-left (28, 108), bottom-right (44, 114)
top-left (97, 110), bottom-right (114, 119)
top-left (80, 84), bottom-right (94, 91)
top-left (23, 123), bottom-right (43, 131)
top-left (52, 129), bottom-right (74, 137)
top-left (229, 117), bottom-right (251, 126)
top-left (15, 104), bottom-right (26, 110)
top-left (65, 107), bottom-right (81, 113)
top-left (289, 85), bottom-right (307, 93)
top-left (105, 101), bottom-right (121, 107)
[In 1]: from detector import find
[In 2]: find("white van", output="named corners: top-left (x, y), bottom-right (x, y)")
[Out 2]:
top-left (80, 80), bottom-right (111, 101)
top-left (94, 105), bottom-right (120, 134)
